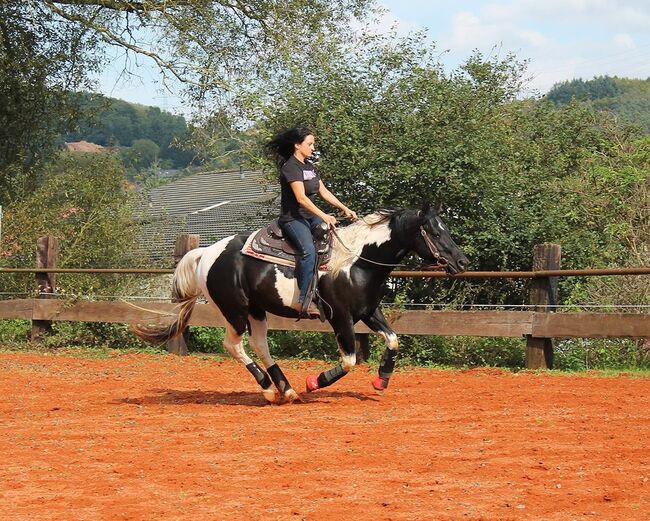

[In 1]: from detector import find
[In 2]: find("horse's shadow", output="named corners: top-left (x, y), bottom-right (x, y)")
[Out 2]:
top-left (116, 388), bottom-right (378, 407)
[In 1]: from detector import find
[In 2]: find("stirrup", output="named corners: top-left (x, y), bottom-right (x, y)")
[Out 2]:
top-left (301, 301), bottom-right (321, 318)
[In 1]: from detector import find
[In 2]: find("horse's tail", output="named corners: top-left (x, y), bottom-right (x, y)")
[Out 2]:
top-left (131, 247), bottom-right (205, 345)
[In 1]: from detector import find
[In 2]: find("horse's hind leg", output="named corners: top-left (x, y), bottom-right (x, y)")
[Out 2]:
top-left (248, 314), bottom-right (300, 403)
top-left (223, 323), bottom-right (276, 404)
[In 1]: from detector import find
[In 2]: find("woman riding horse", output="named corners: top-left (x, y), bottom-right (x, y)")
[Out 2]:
top-left (132, 202), bottom-right (469, 404)
top-left (265, 126), bottom-right (358, 318)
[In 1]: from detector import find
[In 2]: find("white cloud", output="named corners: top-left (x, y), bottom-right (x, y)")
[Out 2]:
top-left (515, 0), bottom-right (650, 32)
top-left (515, 30), bottom-right (548, 47)
top-left (448, 12), bottom-right (503, 50)
top-left (363, 5), bottom-right (421, 37)
top-left (612, 33), bottom-right (635, 50)
top-left (420, 1), bottom-right (650, 92)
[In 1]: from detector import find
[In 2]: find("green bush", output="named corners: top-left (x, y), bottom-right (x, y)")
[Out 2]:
top-left (189, 326), bottom-right (226, 354)
top-left (387, 335), bottom-right (526, 368)
top-left (0, 320), bottom-right (30, 343)
top-left (554, 338), bottom-right (650, 371)
top-left (187, 326), bottom-right (338, 361)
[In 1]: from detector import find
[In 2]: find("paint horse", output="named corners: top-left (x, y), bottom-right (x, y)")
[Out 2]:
top-left (132, 206), bottom-right (468, 403)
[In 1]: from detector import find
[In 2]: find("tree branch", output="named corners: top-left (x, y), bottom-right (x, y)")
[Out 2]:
top-left (43, 0), bottom-right (230, 89)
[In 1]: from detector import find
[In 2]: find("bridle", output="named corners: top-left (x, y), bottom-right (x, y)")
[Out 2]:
top-left (420, 225), bottom-right (448, 270)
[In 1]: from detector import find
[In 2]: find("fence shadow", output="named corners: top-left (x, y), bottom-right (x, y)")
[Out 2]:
top-left (116, 388), bottom-right (378, 407)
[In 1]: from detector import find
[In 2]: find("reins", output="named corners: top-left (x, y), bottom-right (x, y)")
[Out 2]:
top-left (329, 227), bottom-right (405, 268)
top-left (329, 223), bottom-right (446, 269)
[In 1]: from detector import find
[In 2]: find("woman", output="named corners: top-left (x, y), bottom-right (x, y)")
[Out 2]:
top-left (266, 126), bottom-right (358, 317)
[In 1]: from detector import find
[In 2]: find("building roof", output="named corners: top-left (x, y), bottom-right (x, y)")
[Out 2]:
top-left (138, 169), bottom-right (279, 262)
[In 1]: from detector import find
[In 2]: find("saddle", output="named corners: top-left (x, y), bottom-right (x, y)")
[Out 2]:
top-left (242, 218), bottom-right (333, 269)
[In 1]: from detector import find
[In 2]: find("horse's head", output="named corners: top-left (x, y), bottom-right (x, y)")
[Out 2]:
top-left (412, 205), bottom-right (469, 275)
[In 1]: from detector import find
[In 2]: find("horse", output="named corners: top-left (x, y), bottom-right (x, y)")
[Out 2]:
top-left (132, 206), bottom-right (468, 403)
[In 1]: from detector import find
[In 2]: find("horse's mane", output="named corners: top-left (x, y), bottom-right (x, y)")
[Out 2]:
top-left (328, 208), bottom-right (406, 278)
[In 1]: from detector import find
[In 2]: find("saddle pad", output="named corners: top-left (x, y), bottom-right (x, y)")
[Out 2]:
top-left (241, 231), bottom-right (296, 268)
top-left (241, 230), bottom-right (330, 270)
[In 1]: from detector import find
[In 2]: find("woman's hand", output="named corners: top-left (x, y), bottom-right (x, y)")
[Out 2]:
top-left (323, 214), bottom-right (338, 229)
top-left (343, 208), bottom-right (358, 221)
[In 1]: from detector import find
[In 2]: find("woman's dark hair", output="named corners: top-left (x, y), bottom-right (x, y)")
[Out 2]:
top-left (265, 126), bottom-right (313, 168)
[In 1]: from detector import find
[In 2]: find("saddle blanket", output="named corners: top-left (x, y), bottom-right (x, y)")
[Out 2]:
top-left (241, 230), bottom-right (330, 270)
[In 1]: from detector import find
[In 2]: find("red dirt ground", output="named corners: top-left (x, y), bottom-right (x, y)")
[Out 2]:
top-left (1, 350), bottom-right (649, 521)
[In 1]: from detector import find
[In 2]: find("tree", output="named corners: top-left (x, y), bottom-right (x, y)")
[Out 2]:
top-left (33, 0), bottom-right (376, 99)
top-left (0, 2), bottom-right (101, 200)
top-left (0, 152), bottom-right (145, 296)
top-left (232, 32), bottom-right (647, 307)
top-left (122, 138), bottom-right (160, 171)
top-left (0, 0), bottom-right (377, 203)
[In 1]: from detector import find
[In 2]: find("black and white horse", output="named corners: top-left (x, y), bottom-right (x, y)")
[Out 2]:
top-left (133, 207), bottom-right (468, 403)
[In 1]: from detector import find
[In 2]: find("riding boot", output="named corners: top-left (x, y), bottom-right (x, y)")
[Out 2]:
top-left (301, 300), bottom-right (321, 318)
top-left (293, 300), bottom-right (320, 319)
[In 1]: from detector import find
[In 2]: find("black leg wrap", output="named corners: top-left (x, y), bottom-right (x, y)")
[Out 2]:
top-left (317, 365), bottom-right (347, 389)
top-left (245, 362), bottom-right (272, 390)
top-left (267, 363), bottom-right (292, 393)
top-left (379, 348), bottom-right (398, 379)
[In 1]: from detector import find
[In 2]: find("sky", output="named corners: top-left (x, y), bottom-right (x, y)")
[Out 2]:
top-left (97, 0), bottom-right (650, 113)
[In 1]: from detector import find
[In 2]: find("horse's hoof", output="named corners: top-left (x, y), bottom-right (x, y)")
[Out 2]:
top-left (305, 374), bottom-right (320, 392)
top-left (262, 387), bottom-right (280, 404)
top-left (284, 388), bottom-right (301, 403)
top-left (371, 376), bottom-right (389, 394)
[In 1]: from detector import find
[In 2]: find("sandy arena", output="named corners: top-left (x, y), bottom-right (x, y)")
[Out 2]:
top-left (1, 350), bottom-right (649, 520)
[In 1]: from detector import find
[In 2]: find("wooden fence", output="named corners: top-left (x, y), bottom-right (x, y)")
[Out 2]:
top-left (1, 236), bottom-right (649, 370)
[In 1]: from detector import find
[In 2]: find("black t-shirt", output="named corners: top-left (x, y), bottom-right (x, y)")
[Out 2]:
top-left (279, 156), bottom-right (321, 223)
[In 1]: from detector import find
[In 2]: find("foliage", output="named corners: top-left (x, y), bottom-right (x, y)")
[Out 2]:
top-left (387, 335), bottom-right (526, 368)
top-left (231, 32), bottom-right (647, 307)
top-left (554, 338), bottom-right (650, 371)
top-left (1, 1), bottom-right (376, 201)
top-left (31, 0), bottom-right (376, 101)
top-left (0, 2), bottom-right (101, 201)
top-left (547, 76), bottom-right (650, 133)
top-left (0, 320), bottom-right (161, 352)
top-left (64, 94), bottom-right (195, 169)
top-left (181, 327), bottom-right (650, 371)
top-left (121, 139), bottom-right (160, 172)
top-left (0, 153), bottom-right (146, 297)
top-left (188, 326), bottom-right (339, 361)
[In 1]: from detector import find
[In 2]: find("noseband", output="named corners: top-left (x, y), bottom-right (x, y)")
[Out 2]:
top-left (420, 225), bottom-right (448, 268)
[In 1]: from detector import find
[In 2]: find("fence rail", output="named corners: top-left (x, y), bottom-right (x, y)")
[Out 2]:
top-left (1, 235), bottom-right (648, 369)
top-left (1, 299), bottom-right (649, 339)
top-left (2, 267), bottom-right (650, 277)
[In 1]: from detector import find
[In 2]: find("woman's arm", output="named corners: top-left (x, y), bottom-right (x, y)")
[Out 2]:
top-left (289, 181), bottom-right (338, 228)
top-left (318, 181), bottom-right (358, 220)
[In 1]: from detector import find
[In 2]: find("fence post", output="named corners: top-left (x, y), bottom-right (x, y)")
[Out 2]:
top-left (525, 243), bottom-right (561, 369)
top-left (32, 236), bottom-right (58, 341)
top-left (355, 333), bottom-right (370, 364)
top-left (167, 233), bottom-right (200, 356)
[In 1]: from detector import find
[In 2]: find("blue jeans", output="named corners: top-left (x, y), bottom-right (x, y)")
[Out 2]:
top-left (280, 216), bottom-right (323, 304)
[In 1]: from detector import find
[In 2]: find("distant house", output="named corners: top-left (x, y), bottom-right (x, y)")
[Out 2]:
top-left (63, 140), bottom-right (116, 153)
top-left (138, 169), bottom-right (278, 262)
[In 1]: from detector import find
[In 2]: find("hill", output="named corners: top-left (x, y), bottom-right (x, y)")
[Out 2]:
top-left (63, 93), bottom-right (195, 169)
top-left (545, 76), bottom-right (650, 133)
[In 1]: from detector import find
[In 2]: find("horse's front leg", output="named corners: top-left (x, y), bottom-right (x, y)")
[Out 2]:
top-left (363, 307), bottom-right (399, 393)
top-left (305, 314), bottom-right (356, 392)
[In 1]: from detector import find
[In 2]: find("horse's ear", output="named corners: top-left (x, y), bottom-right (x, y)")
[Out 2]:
top-left (434, 201), bottom-right (443, 215)
top-left (420, 201), bottom-right (431, 215)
